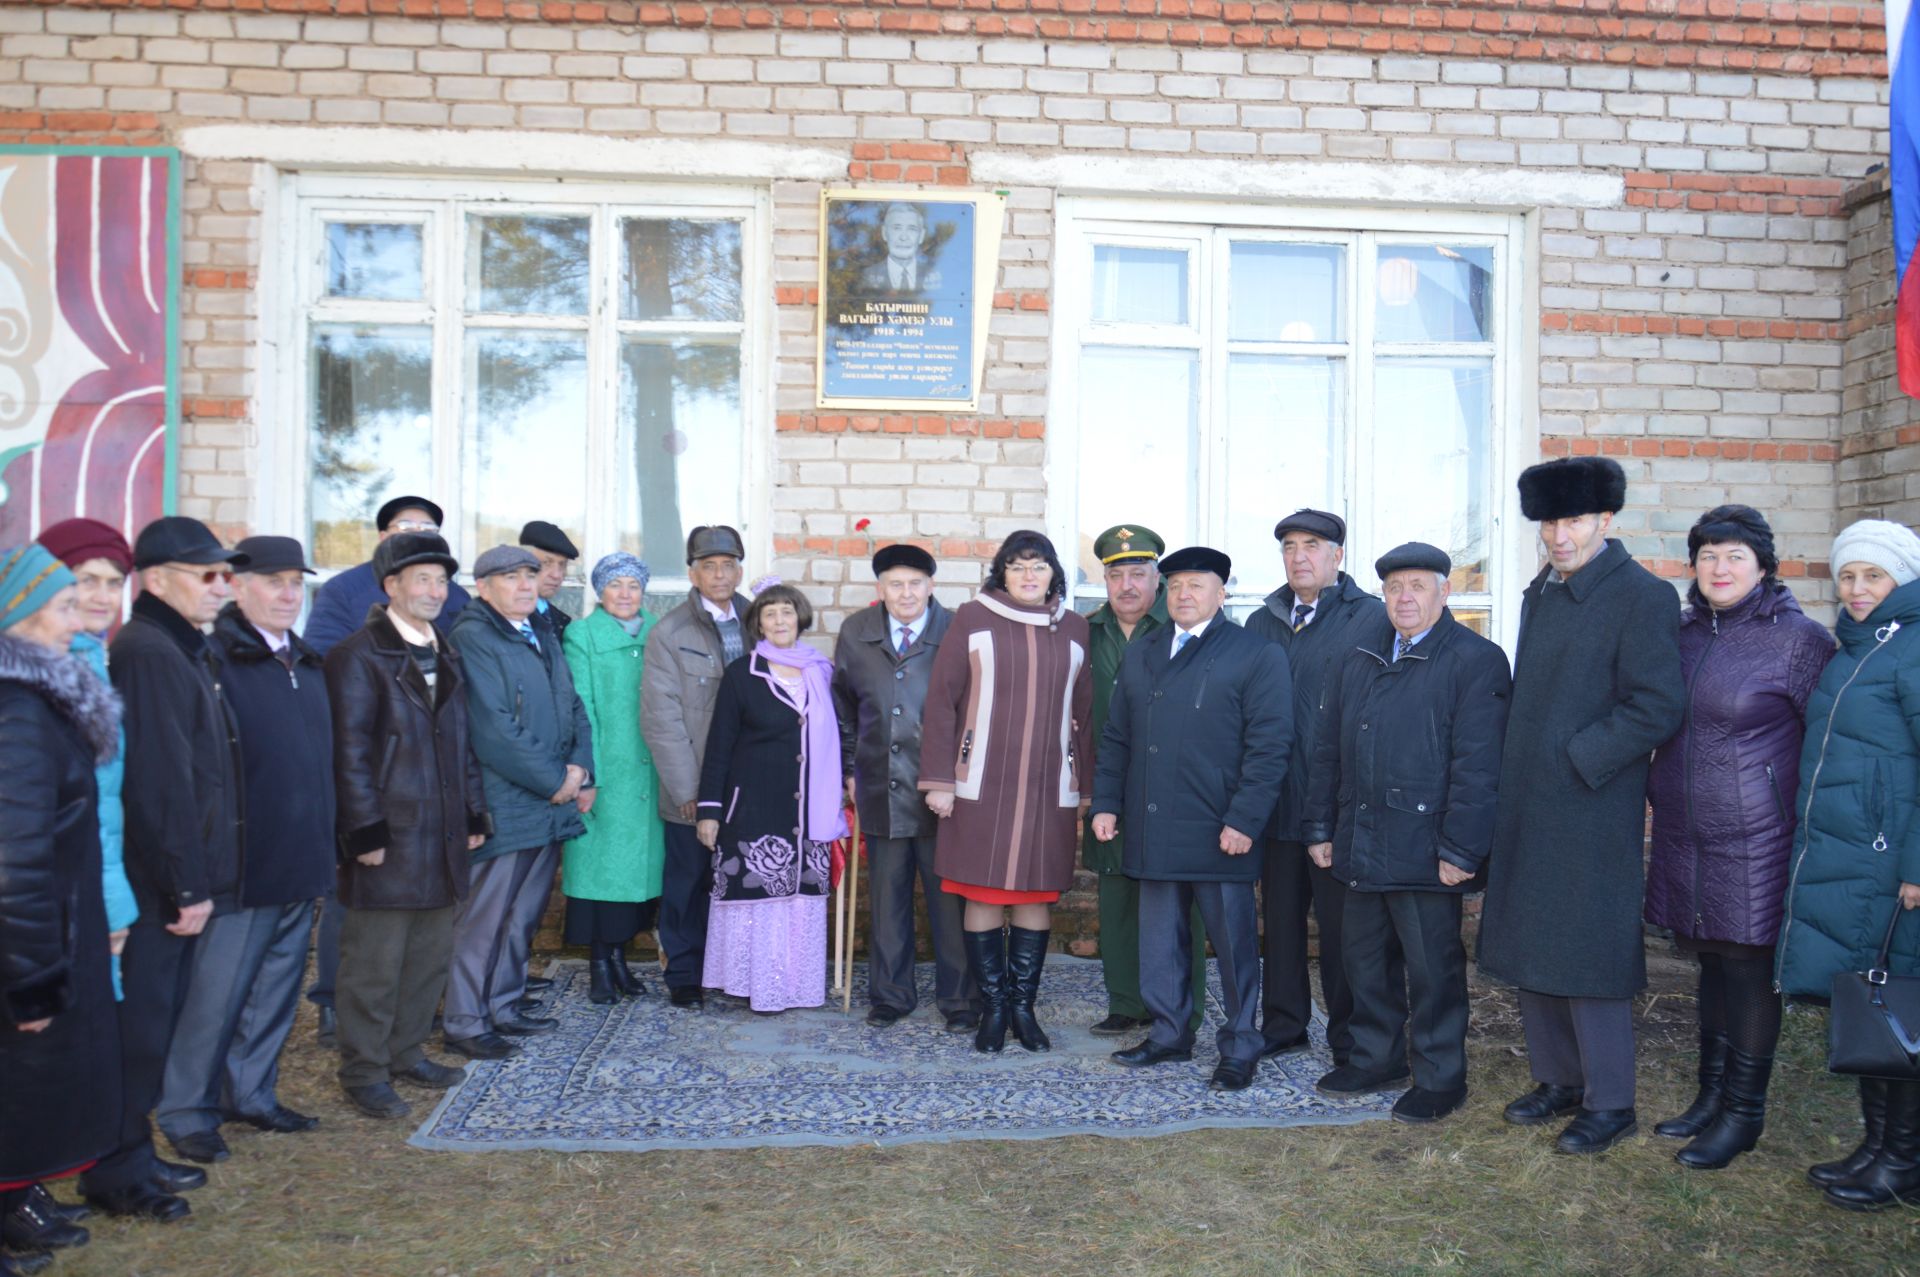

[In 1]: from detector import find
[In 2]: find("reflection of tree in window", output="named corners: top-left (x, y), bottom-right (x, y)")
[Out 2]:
top-left (623, 340), bottom-right (740, 562)
top-left (326, 223), bottom-right (422, 301)
top-left (621, 220), bottom-right (742, 321)
top-left (471, 215), bottom-right (590, 314)
top-left (469, 333), bottom-right (588, 549)
top-left (309, 326), bottom-right (431, 567)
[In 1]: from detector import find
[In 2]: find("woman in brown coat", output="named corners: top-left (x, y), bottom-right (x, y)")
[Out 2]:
top-left (920, 531), bottom-right (1092, 1054)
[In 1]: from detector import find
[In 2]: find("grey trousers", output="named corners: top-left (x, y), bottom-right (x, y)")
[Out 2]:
top-left (1516, 989), bottom-right (1637, 1111)
top-left (156, 902), bottom-right (308, 1140)
top-left (445, 844), bottom-right (553, 1040)
top-left (511, 841), bottom-right (560, 979)
top-left (1140, 878), bottom-right (1263, 1063)
top-left (1344, 889), bottom-right (1467, 1092)
top-left (865, 835), bottom-right (978, 1016)
top-left (336, 904), bottom-right (455, 1089)
top-left (223, 900), bottom-right (316, 1120)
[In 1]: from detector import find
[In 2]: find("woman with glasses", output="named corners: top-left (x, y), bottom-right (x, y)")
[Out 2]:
top-left (919, 531), bottom-right (1093, 1054)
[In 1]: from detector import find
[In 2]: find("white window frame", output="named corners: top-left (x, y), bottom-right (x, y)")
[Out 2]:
top-left (263, 172), bottom-right (774, 595)
top-left (1049, 196), bottom-right (1538, 651)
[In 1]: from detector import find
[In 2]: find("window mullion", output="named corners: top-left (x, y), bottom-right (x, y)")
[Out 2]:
top-left (1350, 232), bottom-right (1375, 575)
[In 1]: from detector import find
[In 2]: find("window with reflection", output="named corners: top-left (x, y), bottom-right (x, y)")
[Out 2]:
top-left (295, 183), bottom-right (757, 586)
top-left (1067, 222), bottom-right (1509, 637)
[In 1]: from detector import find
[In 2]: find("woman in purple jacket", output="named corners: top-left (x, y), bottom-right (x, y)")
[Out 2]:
top-left (1645, 505), bottom-right (1835, 1170)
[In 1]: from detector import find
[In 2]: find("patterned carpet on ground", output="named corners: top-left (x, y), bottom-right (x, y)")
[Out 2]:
top-left (409, 955), bottom-right (1394, 1152)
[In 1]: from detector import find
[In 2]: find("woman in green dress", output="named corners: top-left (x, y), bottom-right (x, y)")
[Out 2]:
top-left (562, 553), bottom-right (668, 1004)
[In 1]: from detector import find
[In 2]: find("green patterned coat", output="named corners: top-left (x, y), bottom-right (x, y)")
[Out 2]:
top-left (562, 607), bottom-right (666, 902)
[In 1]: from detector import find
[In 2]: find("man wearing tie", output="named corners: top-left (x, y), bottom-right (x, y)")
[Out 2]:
top-left (1092, 547), bottom-right (1293, 1091)
top-left (859, 203), bottom-right (943, 296)
top-left (831, 544), bottom-right (980, 1031)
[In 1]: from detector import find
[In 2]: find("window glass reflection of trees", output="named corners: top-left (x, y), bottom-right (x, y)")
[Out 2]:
top-left (469, 214), bottom-right (590, 315)
top-left (620, 339), bottom-right (741, 563)
top-left (309, 325), bottom-right (433, 569)
top-left (467, 331), bottom-right (590, 553)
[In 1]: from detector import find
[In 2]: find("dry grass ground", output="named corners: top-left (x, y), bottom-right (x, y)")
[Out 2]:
top-left (36, 951), bottom-right (1920, 1277)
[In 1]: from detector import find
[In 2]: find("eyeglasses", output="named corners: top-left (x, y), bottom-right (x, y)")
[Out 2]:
top-left (1003, 561), bottom-right (1051, 576)
top-left (389, 519), bottom-right (440, 533)
top-left (160, 565), bottom-right (234, 585)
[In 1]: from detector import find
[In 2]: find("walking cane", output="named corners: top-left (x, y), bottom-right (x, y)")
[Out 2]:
top-left (832, 831), bottom-right (848, 1002)
top-left (843, 805), bottom-right (861, 1014)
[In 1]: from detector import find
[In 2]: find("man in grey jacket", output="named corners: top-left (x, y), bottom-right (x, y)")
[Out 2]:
top-left (832, 545), bottom-right (979, 1031)
top-left (640, 526), bottom-right (751, 1009)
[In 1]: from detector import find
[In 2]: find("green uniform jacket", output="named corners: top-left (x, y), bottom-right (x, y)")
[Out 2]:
top-left (1082, 589), bottom-right (1168, 873)
top-left (561, 608), bottom-right (666, 903)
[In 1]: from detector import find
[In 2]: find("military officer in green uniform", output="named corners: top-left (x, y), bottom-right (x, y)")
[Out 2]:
top-left (1084, 525), bottom-right (1208, 1037)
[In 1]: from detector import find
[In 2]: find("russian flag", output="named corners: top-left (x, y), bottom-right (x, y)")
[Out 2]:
top-left (1894, 0), bottom-right (1920, 394)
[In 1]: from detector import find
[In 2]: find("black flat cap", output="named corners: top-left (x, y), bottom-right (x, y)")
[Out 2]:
top-left (234, 535), bottom-right (315, 576)
top-left (132, 516), bottom-right (249, 570)
top-left (686, 525), bottom-right (745, 564)
top-left (1374, 541), bottom-right (1452, 579)
top-left (519, 520), bottom-right (579, 560)
top-left (373, 532), bottom-right (458, 583)
top-left (1273, 508), bottom-right (1347, 546)
top-left (375, 495), bottom-right (444, 532)
top-left (1159, 545), bottom-right (1232, 582)
top-left (1517, 457), bottom-right (1627, 522)
top-left (872, 543), bottom-right (936, 577)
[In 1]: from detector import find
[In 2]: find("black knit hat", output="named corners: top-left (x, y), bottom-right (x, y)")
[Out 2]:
top-left (1516, 457), bottom-right (1627, 521)
top-left (1686, 504), bottom-right (1777, 581)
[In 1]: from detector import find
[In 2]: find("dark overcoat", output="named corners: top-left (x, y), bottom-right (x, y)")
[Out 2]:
top-left (697, 652), bottom-right (834, 904)
top-left (1090, 615), bottom-right (1293, 884)
top-left (210, 605), bottom-right (337, 908)
top-left (1776, 579), bottom-right (1920, 996)
top-left (1301, 609), bottom-right (1511, 893)
top-left (326, 606), bottom-right (491, 911)
top-left (832, 598), bottom-right (952, 839)
top-left (0, 634), bottom-right (120, 1182)
top-left (1476, 540), bottom-right (1686, 999)
top-left (1244, 573), bottom-right (1388, 842)
top-left (1644, 583), bottom-right (1834, 946)
top-left (1081, 588), bottom-right (1166, 874)
top-left (451, 599), bottom-right (594, 859)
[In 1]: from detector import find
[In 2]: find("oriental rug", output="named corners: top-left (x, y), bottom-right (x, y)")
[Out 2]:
top-left (408, 955), bottom-right (1393, 1153)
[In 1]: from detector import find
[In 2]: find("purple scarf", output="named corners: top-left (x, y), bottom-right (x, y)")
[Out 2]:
top-left (753, 639), bottom-right (848, 841)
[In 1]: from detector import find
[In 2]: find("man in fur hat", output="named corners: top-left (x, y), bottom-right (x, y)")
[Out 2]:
top-left (1476, 457), bottom-right (1685, 1155)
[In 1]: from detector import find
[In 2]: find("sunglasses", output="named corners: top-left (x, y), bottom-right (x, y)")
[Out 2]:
top-left (160, 565), bottom-right (235, 585)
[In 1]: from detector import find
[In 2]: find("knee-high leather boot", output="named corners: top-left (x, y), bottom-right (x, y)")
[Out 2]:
top-left (1006, 926), bottom-right (1052, 1053)
top-left (963, 929), bottom-right (1009, 1054)
top-left (1809, 1076), bottom-right (1890, 1188)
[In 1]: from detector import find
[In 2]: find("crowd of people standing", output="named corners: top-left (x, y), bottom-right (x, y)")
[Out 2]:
top-left (3, 457), bottom-right (1920, 1274)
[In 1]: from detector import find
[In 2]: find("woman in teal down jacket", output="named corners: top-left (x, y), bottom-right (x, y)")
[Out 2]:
top-left (1776, 519), bottom-right (1920, 1212)
top-left (562, 554), bottom-right (667, 1005)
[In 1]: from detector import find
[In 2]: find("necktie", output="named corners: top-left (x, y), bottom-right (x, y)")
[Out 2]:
top-left (1292, 602), bottom-right (1312, 632)
top-left (897, 625), bottom-right (912, 655)
top-left (1394, 636), bottom-right (1408, 662)
top-left (517, 621), bottom-right (540, 651)
top-left (1175, 631), bottom-right (1192, 655)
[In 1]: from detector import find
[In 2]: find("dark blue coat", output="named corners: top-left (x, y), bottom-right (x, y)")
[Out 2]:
top-left (1303, 608), bottom-right (1512, 893)
top-left (304, 560), bottom-right (470, 658)
top-left (1090, 615), bottom-right (1293, 883)
top-left (210, 605), bottom-right (337, 908)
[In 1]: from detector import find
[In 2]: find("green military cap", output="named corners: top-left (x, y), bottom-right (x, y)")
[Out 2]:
top-left (1093, 524), bottom-right (1165, 566)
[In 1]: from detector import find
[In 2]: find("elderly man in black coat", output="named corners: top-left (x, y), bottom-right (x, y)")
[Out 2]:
top-left (155, 537), bottom-right (336, 1165)
top-left (1091, 546), bottom-right (1294, 1091)
top-left (1303, 542), bottom-right (1511, 1125)
top-left (1477, 457), bottom-right (1686, 1155)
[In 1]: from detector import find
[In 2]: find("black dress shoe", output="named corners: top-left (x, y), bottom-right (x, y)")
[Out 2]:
top-left (495, 1011), bottom-right (558, 1036)
top-left (1210, 1058), bottom-right (1258, 1091)
top-left (1504, 1082), bottom-right (1585, 1126)
top-left (395, 1058), bottom-right (468, 1090)
top-left (1555, 1107), bottom-right (1638, 1154)
top-left (866, 1005), bottom-right (905, 1027)
top-left (149, 1160), bottom-right (206, 1193)
top-left (1, 1251), bottom-right (53, 1276)
top-left (943, 1010), bottom-right (981, 1033)
top-left (668, 985), bottom-right (704, 1009)
top-left (3, 1190), bottom-right (90, 1251)
top-left (514, 996), bottom-right (546, 1015)
top-left (444, 1032), bottom-right (520, 1060)
top-left (315, 1003), bottom-right (337, 1048)
top-left (343, 1082), bottom-right (413, 1121)
top-left (1111, 1040), bottom-right (1194, 1068)
top-left (1257, 1031), bottom-right (1312, 1059)
top-left (524, 975), bottom-right (554, 993)
top-left (1316, 1064), bottom-right (1411, 1096)
top-left (168, 1129), bottom-right (230, 1164)
top-left (1393, 1086), bottom-right (1469, 1124)
top-left (27, 1186), bottom-right (88, 1224)
top-left (82, 1184), bottom-right (190, 1224)
top-left (236, 1104), bottom-right (319, 1134)
top-left (1090, 1014), bottom-right (1150, 1037)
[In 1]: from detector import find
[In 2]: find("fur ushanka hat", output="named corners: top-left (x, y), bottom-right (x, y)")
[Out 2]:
top-left (1516, 456), bottom-right (1628, 522)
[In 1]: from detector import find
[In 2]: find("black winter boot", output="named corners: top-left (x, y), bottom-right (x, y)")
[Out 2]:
top-left (588, 955), bottom-right (618, 1005)
top-left (963, 929), bottom-right (1009, 1053)
top-left (1006, 926), bottom-right (1052, 1053)
top-left (1675, 1047), bottom-right (1770, 1170)
top-left (1825, 1080), bottom-right (1920, 1211)
top-left (609, 945), bottom-right (646, 998)
top-left (1809, 1076), bottom-right (1890, 1188)
top-left (1655, 1031), bottom-right (1728, 1139)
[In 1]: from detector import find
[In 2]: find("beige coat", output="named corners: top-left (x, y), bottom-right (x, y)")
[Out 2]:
top-left (639, 589), bottom-right (751, 825)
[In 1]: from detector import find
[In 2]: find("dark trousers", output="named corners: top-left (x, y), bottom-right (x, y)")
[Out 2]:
top-left (1097, 867), bottom-right (1207, 1030)
top-left (1517, 990), bottom-right (1636, 1111)
top-left (81, 912), bottom-right (200, 1193)
top-left (307, 894), bottom-right (344, 1008)
top-left (659, 821), bottom-right (713, 992)
top-left (1140, 878), bottom-right (1262, 1063)
top-left (336, 905), bottom-right (455, 1089)
top-left (865, 835), bottom-right (978, 1015)
top-left (221, 900), bottom-right (314, 1121)
top-left (1344, 889), bottom-right (1467, 1092)
top-left (445, 845), bottom-right (550, 1040)
top-left (1262, 839), bottom-right (1360, 1056)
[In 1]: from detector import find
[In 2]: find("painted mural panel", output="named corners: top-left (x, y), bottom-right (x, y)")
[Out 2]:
top-left (0, 147), bottom-right (178, 548)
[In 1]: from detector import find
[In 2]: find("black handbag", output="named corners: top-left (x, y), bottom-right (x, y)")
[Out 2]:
top-left (1829, 905), bottom-right (1920, 1081)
